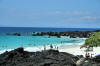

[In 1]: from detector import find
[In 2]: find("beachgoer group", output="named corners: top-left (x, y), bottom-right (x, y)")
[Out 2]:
top-left (43, 44), bottom-right (58, 50)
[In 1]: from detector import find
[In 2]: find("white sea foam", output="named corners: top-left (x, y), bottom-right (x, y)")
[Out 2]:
top-left (24, 45), bottom-right (53, 52)
top-left (0, 49), bottom-right (13, 54)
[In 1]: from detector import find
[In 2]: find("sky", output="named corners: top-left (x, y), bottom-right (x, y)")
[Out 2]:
top-left (0, 0), bottom-right (100, 28)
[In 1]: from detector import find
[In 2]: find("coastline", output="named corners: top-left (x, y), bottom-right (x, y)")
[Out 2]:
top-left (1, 43), bottom-right (100, 57)
top-left (0, 38), bottom-right (85, 54)
top-left (0, 43), bottom-right (100, 66)
top-left (0, 36), bottom-right (99, 58)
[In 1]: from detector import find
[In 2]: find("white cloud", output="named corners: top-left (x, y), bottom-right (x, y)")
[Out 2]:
top-left (56, 11), bottom-right (90, 15)
top-left (61, 16), bottom-right (100, 22)
top-left (83, 16), bottom-right (100, 20)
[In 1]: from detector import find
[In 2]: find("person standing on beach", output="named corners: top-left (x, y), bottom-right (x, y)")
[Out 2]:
top-left (54, 46), bottom-right (58, 50)
top-left (85, 53), bottom-right (90, 59)
top-left (50, 44), bottom-right (53, 49)
top-left (91, 54), bottom-right (93, 58)
top-left (57, 46), bottom-right (58, 50)
top-left (43, 44), bottom-right (46, 50)
top-left (55, 46), bottom-right (56, 50)
top-left (86, 45), bottom-right (90, 52)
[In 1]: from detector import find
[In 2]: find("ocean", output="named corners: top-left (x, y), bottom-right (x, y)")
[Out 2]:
top-left (0, 27), bottom-right (100, 54)
top-left (0, 27), bottom-right (100, 32)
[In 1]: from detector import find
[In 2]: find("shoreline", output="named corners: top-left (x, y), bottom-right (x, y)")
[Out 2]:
top-left (0, 41), bottom-right (100, 57)
top-left (0, 39), bottom-right (85, 54)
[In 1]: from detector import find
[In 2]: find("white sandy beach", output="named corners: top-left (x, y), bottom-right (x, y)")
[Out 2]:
top-left (59, 44), bottom-right (100, 57)
top-left (24, 43), bottom-right (100, 57)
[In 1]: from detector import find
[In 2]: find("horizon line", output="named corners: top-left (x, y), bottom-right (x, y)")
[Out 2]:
top-left (0, 27), bottom-right (100, 29)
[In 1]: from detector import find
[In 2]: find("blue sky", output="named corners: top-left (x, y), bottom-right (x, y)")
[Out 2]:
top-left (0, 0), bottom-right (100, 28)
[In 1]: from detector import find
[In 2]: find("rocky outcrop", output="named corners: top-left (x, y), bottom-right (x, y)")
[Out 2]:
top-left (13, 33), bottom-right (21, 36)
top-left (93, 55), bottom-right (100, 63)
top-left (6, 30), bottom-right (100, 37)
top-left (6, 33), bottom-right (21, 36)
top-left (0, 48), bottom-right (79, 66)
top-left (32, 30), bottom-right (100, 38)
top-left (0, 47), bottom-right (100, 66)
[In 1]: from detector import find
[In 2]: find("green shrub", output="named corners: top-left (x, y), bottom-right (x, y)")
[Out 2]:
top-left (81, 32), bottom-right (100, 48)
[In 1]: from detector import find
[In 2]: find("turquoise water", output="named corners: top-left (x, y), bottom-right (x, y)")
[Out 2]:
top-left (0, 36), bottom-right (85, 51)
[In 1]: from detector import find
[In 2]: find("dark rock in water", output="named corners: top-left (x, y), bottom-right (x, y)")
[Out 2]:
top-left (13, 33), bottom-right (21, 36)
top-left (0, 48), bottom-right (78, 66)
top-left (6, 33), bottom-right (21, 36)
top-left (32, 30), bottom-right (100, 38)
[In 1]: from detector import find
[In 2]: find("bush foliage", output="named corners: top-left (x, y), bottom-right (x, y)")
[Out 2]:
top-left (81, 32), bottom-right (100, 48)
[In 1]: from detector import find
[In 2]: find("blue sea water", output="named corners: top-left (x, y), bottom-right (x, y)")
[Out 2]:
top-left (0, 36), bottom-right (85, 50)
top-left (0, 27), bottom-right (100, 53)
top-left (0, 27), bottom-right (100, 36)
top-left (0, 27), bottom-right (100, 32)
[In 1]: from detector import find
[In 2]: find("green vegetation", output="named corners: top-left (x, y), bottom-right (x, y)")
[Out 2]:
top-left (81, 32), bottom-right (100, 48)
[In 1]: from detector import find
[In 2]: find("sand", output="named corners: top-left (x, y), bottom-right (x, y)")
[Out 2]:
top-left (59, 44), bottom-right (100, 57)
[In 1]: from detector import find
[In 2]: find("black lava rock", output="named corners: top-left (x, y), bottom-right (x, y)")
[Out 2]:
top-left (0, 48), bottom-right (78, 66)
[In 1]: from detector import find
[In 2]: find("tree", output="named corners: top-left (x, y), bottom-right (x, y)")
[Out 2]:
top-left (81, 32), bottom-right (100, 48)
